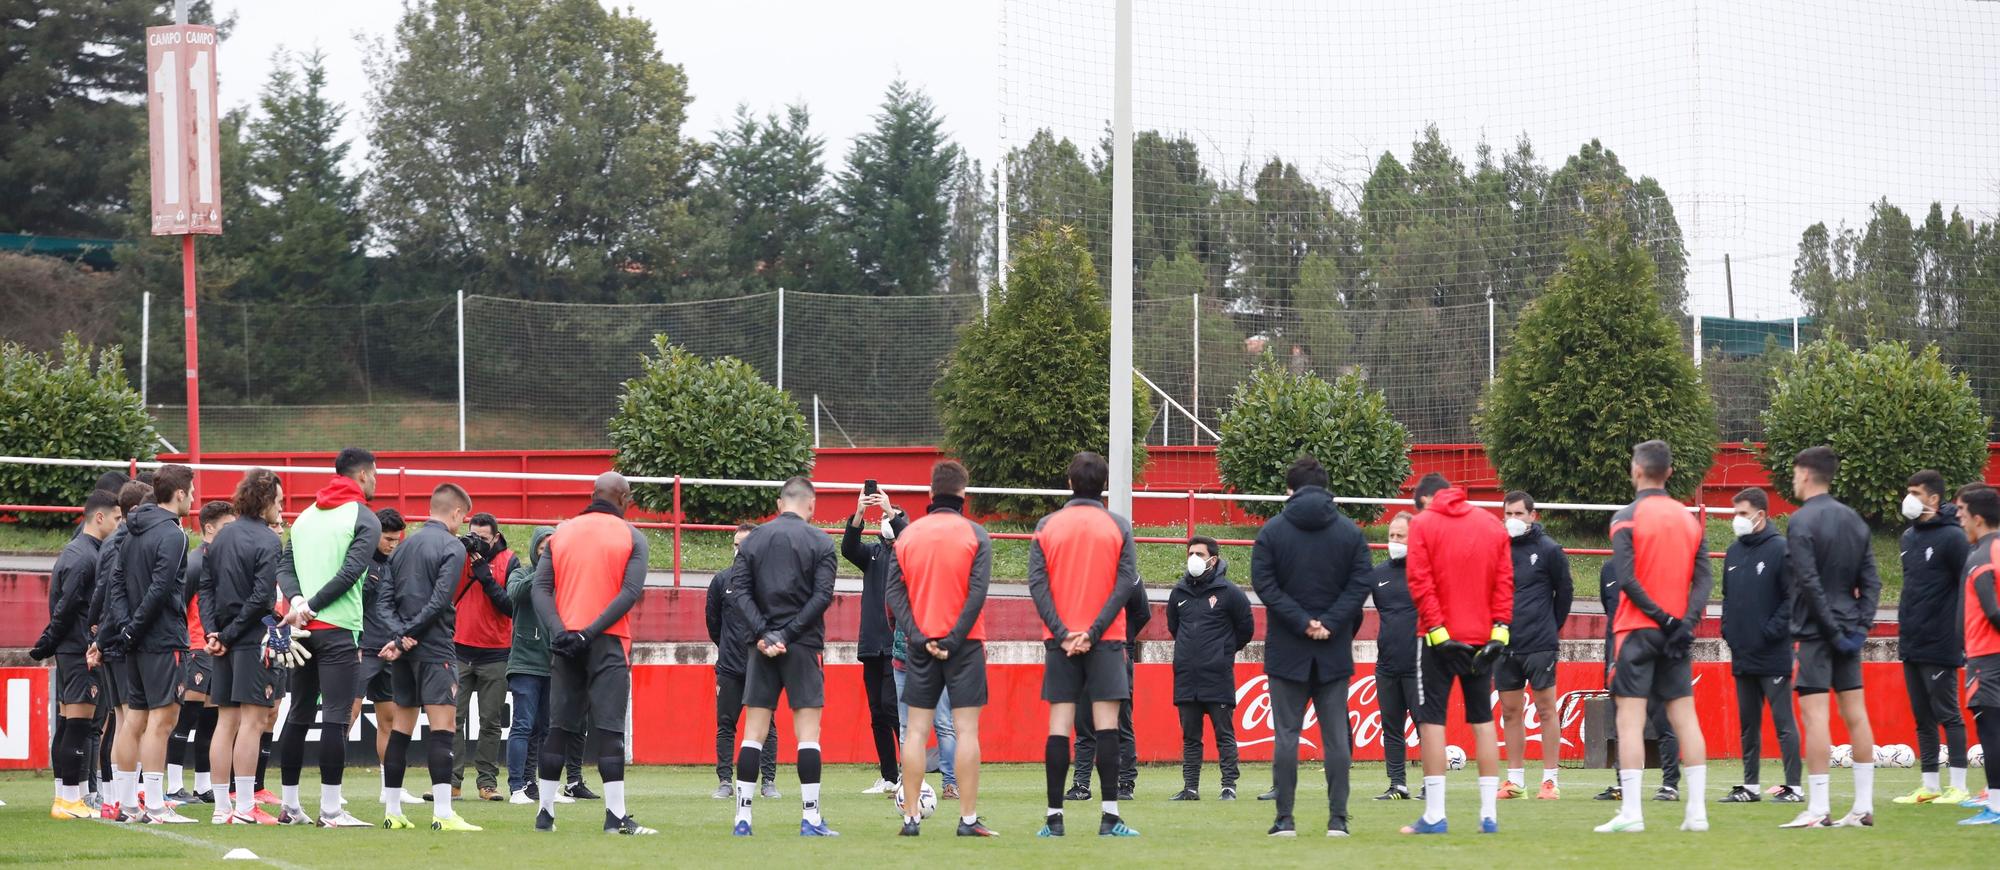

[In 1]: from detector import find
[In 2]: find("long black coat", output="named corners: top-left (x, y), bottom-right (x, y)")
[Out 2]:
top-left (1251, 486), bottom-right (1374, 685)
top-left (1166, 559), bottom-right (1253, 704)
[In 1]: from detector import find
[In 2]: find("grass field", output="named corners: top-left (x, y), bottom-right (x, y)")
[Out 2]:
top-left (0, 763), bottom-right (1990, 868)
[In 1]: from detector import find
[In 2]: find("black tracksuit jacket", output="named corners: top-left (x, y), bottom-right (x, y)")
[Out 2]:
top-left (1721, 526), bottom-right (1793, 676)
top-left (1166, 559), bottom-right (1252, 705)
top-left (1899, 507), bottom-right (1971, 666)
top-left (1787, 494), bottom-right (1882, 641)
top-left (728, 511), bottom-right (838, 649)
top-left (1507, 524), bottom-right (1573, 654)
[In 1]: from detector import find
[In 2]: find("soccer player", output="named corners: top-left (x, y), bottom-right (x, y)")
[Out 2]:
top-left (845, 491), bottom-right (910, 795)
top-left (1498, 491), bottom-right (1572, 800)
top-left (86, 479), bottom-right (150, 818)
top-left (1166, 534), bottom-right (1252, 802)
top-left (1253, 455), bottom-right (1375, 838)
top-left (1952, 485), bottom-right (2000, 825)
top-left (885, 460), bottom-right (998, 837)
top-left (31, 490), bottom-right (122, 820)
top-left (724, 476), bottom-right (839, 837)
top-left (1594, 440), bottom-right (1711, 835)
top-left (1027, 451), bottom-right (1141, 838)
top-left (274, 447), bottom-right (382, 827)
top-left (1068, 578), bottom-right (1148, 803)
top-left (1401, 475), bottom-right (1513, 835)
top-left (101, 463), bottom-right (198, 824)
top-left (451, 512), bottom-right (515, 802)
top-left (200, 469), bottom-right (288, 824)
top-left (1593, 564), bottom-right (1683, 804)
top-left (1370, 513), bottom-right (1419, 801)
top-left (355, 507), bottom-right (423, 807)
top-left (1719, 488), bottom-right (1802, 804)
top-left (378, 483), bottom-right (479, 832)
top-left (169, 500), bottom-right (234, 806)
top-left (707, 524), bottom-right (779, 800)
top-left (1893, 470), bottom-right (1972, 805)
top-left (1781, 446), bottom-right (1882, 829)
top-left (530, 472), bottom-right (654, 835)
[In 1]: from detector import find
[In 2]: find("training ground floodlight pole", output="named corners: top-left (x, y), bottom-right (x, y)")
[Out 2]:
top-left (1108, 0), bottom-right (1135, 518)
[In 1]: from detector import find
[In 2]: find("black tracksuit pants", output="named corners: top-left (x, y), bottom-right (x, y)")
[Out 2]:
top-left (1734, 671), bottom-right (1802, 787)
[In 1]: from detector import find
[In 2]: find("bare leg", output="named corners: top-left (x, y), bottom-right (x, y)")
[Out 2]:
top-left (953, 707), bottom-right (981, 820)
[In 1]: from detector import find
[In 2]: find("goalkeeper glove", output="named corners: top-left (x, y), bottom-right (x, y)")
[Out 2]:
top-left (1473, 623), bottom-right (1510, 674)
top-left (551, 631), bottom-right (589, 658)
top-left (1425, 626), bottom-right (1477, 676)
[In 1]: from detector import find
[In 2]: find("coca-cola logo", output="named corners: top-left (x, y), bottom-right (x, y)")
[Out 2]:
top-left (1232, 673), bottom-right (1597, 754)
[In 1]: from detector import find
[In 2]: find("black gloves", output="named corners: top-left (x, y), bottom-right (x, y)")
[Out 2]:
top-left (551, 630), bottom-right (589, 658)
top-left (97, 626), bottom-right (132, 656)
top-left (1833, 627), bottom-right (1867, 655)
top-left (28, 632), bottom-right (57, 661)
top-left (1660, 615), bottom-right (1695, 660)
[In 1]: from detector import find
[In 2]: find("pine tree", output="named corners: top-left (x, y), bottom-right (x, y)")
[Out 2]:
top-left (833, 81), bottom-right (961, 295)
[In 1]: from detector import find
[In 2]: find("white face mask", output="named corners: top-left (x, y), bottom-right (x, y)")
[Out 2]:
top-left (1504, 517), bottom-right (1530, 538)
top-left (1902, 493), bottom-right (1926, 521)
top-left (1732, 515), bottom-right (1757, 537)
top-left (1186, 554), bottom-right (1210, 577)
top-left (879, 514), bottom-right (897, 541)
top-left (1387, 541), bottom-right (1408, 561)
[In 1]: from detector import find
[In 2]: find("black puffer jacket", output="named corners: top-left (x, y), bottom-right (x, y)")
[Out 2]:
top-left (1250, 486), bottom-right (1375, 684)
top-left (1507, 523), bottom-right (1573, 654)
top-left (1369, 556), bottom-right (1418, 676)
top-left (1722, 526), bottom-right (1792, 676)
top-left (1166, 559), bottom-right (1252, 704)
top-left (1899, 506), bottom-right (1971, 665)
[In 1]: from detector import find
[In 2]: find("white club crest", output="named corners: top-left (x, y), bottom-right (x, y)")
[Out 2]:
top-left (1756, 561), bottom-right (1765, 575)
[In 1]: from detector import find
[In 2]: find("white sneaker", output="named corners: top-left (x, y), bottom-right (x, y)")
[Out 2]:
top-left (1830, 811), bottom-right (1873, 828)
top-left (553, 791), bottom-right (575, 804)
top-left (1779, 810), bottom-right (1827, 829)
top-left (862, 778), bottom-right (896, 795)
top-left (1594, 813), bottom-right (1644, 833)
top-left (1680, 817), bottom-right (1709, 832)
top-left (509, 790), bottom-right (533, 805)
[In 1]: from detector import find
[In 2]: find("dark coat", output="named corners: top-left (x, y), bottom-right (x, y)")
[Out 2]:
top-left (1507, 524), bottom-right (1573, 654)
top-left (108, 502), bottom-right (189, 652)
top-left (728, 512), bottom-right (839, 649)
top-left (1369, 556), bottom-right (1418, 676)
top-left (1721, 526), bottom-right (1793, 676)
top-left (1166, 559), bottom-right (1252, 704)
top-left (382, 519), bottom-right (467, 662)
top-left (1250, 486), bottom-right (1374, 684)
top-left (843, 511), bottom-right (911, 658)
top-left (1787, 494), bottom-right (1882, 640)
top-left (1899, 506), bottom-right (1971, 665)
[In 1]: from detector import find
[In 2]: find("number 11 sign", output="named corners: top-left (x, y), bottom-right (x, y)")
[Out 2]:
top-left (146, 24), bottom-right (221, 235)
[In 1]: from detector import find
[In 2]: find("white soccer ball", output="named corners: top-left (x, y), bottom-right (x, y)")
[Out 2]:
top-left (1969, 743), bottom-right (1985, 768)
top-left (1831, 744), bottom-right (1852, 768)
top-left (894, 780), bottom-right (938, 819)
top-left (1889, 744), bottom-right (1916, 768)
top-left (1445, 745), bottom-right (1467, 770)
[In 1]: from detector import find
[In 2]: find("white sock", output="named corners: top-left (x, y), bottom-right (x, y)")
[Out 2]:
top-left (1950, 766), bottom-right (1968, 792)
top-left (605, 780), bottom-right (626, 819)
top-left (432, 782), bottom-right (453, 818)
top-left (1422, 775), bottom-right (1446, 823)
top-left (1620, 769), bottom-right (1643, 820)
top-left (1989, 788), bottom-right (2000, 813)
top-left (962, 814), bottom-right (979, 825)
top-left (321, 784), bottom-right (341, 816)
top-left (539, 778), bottom-right (560, 815)
top-left (1507, 768), bottom-right (1524, 788)
top-left (1478, 776), bottom-right (1498, 820)
top-left (58, 783), bottom-right (78, 802)
top-left (234, 776), bottom-right (256, 815)
top-left (1543, 768), bottom-right (1559, 785)
top-left (282, 783), bottom-right (300, 810)
top-left (802, 781), bottom-right (822, 824)
top-left (1047, 806), bottom-right (1063, 816)
top-left (168, 763), bottom-right (184, 794)
top-left (1852, 762), bottom-right (1874, 814)
top-left (195, 771), bottom-right (211, 793)
top-left (111, 767), bottom-right (130, 806)
top-left (1807, 773), bottom-right (1830, 817)
top-left (1684, 764), bottom-right (1707, 823)
top-left (142, 772), bottom-right (164, 810)
top-left (735, 780), bottom-right (755, 823)
top-left (51, 776), bottom-right (60, 799)
top-left (212, 782), bottom-right (230, 810)
top-left (1923, 770), bottom-right (1940, 791)
top-left (386, 786), bottom-right (402, 816)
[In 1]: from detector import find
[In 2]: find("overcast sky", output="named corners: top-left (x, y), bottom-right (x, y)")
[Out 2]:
top-left (216, 0), bottom-right (2000, 319)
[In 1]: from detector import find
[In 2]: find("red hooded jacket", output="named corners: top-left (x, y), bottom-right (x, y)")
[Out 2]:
top-left (1406, 487), bottom-right (1514, 643)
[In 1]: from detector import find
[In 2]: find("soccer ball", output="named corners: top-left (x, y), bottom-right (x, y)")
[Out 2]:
top-left (895, 780), bottom-right (937, 819)
top-left (1887, 744), bottom-right (1915, 768)
top-left (1830, 744), bottom-right (1852, 768)
top-left (1969, 743), bottom-right (1985, 768)
top-left (1445, 745), bottom-right (1467, 770)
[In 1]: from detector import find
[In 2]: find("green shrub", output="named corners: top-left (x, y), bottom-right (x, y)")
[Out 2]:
top-left (1760, 339), bottom-right (1988, 525)
top-left (1478, 213), bottom-right (1718, 513)
top-left (610, 336), bottom-right (813, 523)
top-left (938, 222), bottom-right (1149, 518)
top-left (1216, 356), bottom-right (1410, 521)
top-left (0, 335), bottom-right (158, 527)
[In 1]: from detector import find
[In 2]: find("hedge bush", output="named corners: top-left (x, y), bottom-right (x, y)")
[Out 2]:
top-left (938, 222), bottom-right (1150, 518)
top-left (610, 336), bottom-right (813, 523)
top-left (1760, 339), bottom-right (1988, 525)
top-left (1216, 356), bottom-right (1410, 521)
top-left (0, 335), bottom-right (158, 527)
top-left (1478, 214), bottom-right (1718, 513)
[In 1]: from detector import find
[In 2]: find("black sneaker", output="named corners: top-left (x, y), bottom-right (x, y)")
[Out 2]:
top-left (1257, 787), bottom-right (1278, 801)
top-left (605, 810), bottom-right (656, 835)
top-left (565, 781), bottom-right (601, 801)
top-left (1268, 815), bottom-right (1297, 837)
top-left (899, 818), bottom-right (922, 837)
top-left (1326, 817), bottom-right (1350, 838)
top-left (1720, 785), bottom-right (1761, 803)
top-left (1098, 812), bottom-right (1139, 837)
top-left (1219, 787), bottom-right (1237, 801)
top-left (1037, 813), bottom-right (1065, 837)
top-left (1170, 788), bottom-right (1199, 801)
top-left (1594, 785), bottom-right (1622, 801)
top-left (165, 789), bottom-right (196, 804)
top-left (1065, 783), bottom-right (1091, 802)
top-left (191, 790), bottom-right (215, 804)
top-left (525, 782), bottom-right (539, 800)
top-left (1375, 784), bottom-right (1411, 801)
top-left (957, 818), bottom-right (999, 837)
top-left (1117, 788), bottom-right (1135, 802)
top-left (1654, 785), bottom-right (1680, 802)
top-left (535, 808), bottom-right (556, 832)
top-left (1772, 786), bottom-right (1804, 804)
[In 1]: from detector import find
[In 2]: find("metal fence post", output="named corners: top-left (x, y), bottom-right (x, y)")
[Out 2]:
top-left (1192, 291), bottom-right (1200, 441)
top-left (140, 291), bottom-right (150, 407)
top-left (1487, 293), bottom-right (1497, 381)
top-left (776, 287), bottom-right (786, 391)
top-left (1792, 316), bottom-right (1800, 351)
top-left (456, 290), bottom-right (467, 451)
top-left (1692, 311), bottom-right (1703, 369)
top-left (672, 475), bottom-right (684, 587)
top-left (813, 395), bottom-right (822, 449)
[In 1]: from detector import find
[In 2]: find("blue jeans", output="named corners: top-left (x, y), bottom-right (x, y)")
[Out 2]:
top-left (893, 667), bottom-right (955, 786)
top-left (507, 674), bottom-right (549, 794)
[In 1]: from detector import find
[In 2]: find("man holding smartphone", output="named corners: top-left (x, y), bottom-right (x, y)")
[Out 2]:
top-left (845, 479), bottom-right (909, 796)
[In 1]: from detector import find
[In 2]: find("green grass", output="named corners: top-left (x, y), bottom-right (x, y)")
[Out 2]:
top-left (0, 763), bottom-right (1988, 868)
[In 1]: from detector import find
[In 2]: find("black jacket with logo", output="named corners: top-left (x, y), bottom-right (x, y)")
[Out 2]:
top-left (1369, 556), bottom-right (1419, 676)
top-left (1899, 506), bottom-right (1971, 665)
top-left (1507, 524), bottom-right (1573, 654)
top-left (708, 562), bottom-right (757, 679)
top-left (108, 502), bottom-right (190, 653)
top-left (1166, 559), bottom-right (1252, 704)
top-left (1722, 526), bottom-right (1793, 676)
top-left (39, 532), bottom-right (104, 655)
top-left (728, 511), bottom-right (839, 649)
top-left (1251, 486), bottom-right (1375, 684)
top-left (197, 519), bottom-right (282, 649)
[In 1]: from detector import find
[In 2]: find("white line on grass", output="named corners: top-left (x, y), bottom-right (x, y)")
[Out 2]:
top-left (97, 818), bottom-right (310, 870)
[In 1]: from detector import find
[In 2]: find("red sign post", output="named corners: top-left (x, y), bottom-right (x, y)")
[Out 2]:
top-left (146, 23), bottom-right (220, 496)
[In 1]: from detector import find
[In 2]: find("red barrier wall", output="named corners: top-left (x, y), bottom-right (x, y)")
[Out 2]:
top-left (0, 667), bottom-right (51, 769)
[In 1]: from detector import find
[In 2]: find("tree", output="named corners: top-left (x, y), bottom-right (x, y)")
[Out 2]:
top-left (1217, 357), bottom-right (1410, 522)
top-left (938, 222), bottom-right (1149, 518)
top-left (833, 80), bottom-right (961, 295)
top-left (365, 0), bottom-right (699, 302)
top-left (943, 156), bottom-right (994, 297)
top-left (1478, 206), bottom-right (1718, 514)
top-left (0, 335), bottom-right (158, 527)
top-left (230, 49), bottom-right (368, 306)
top-left (1545, 140), bottom-right (1687, 314)
top-left (1004, 128), bottom-right (1105, 255)
top-left (694, 103), bottom-right (832, 295)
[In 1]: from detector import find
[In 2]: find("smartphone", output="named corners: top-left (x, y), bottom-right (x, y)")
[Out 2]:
top-left (863, 479), bottom-right (879, 496)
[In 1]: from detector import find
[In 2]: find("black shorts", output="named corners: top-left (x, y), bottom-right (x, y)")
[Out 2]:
top-left (284, 631), bottom-right (361, 725)
top-left (1967, 654), bottom-right (2000, 709)
top-left (1496, 648), bottom-right (1559, 692)
top-left (96, 657), bottom-right (125, 712)
top-left (1415, 642), bottom-right (1494, 725)
top-left (550, 634), bottom-right (631, 732)
top-left (360, 651), bottom-right (394, 703)
top-left (1794, 639), bottom-right (1863, 694)
top-left (904, 640), bottom-right (988, 709)
top-left (184, 651), bottom-right (214, 699)
top-left (212, 649), bottom-right (284, 708)
top-left (122, 650), bottom-right (184, 710)
top-left (743, 645), bottom-right (825, 711)
top-left (1042, 640), bottom-right (1131, 704)
top-left (1610, 630), bottom-right (1693, 702)
top-left (391, 658), bottom-right (457, 708)
top-left (55, 654), bottom-right (99, 705)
